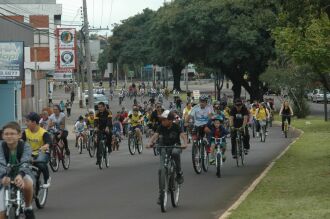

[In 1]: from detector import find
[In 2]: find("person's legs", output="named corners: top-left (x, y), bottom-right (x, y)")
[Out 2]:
top-left (231, 130), bottom-right (237, 156)
top-left (35, 153), bottom-right (50, 183)
top-left (61, 130), bottom-right (70, 155)
top-left (281, 116), bottom-right (285, 131)
top-left (0, 189), bottom-right (5, 219)
top-left (243, 126), bottom-right (250, 151)
top-left (256, 120), bottom-right (261, 133)
top-left (23, 175), bottom-right (34, 208)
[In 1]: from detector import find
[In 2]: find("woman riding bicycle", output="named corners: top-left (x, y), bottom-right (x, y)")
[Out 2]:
top-left (279, 100), bottom-right (294, 134)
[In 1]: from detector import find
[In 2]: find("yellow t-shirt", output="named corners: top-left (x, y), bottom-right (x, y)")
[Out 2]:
top-left (87, 116), bottom-right (95, 127)
top-left (256, 108), bottom-right (268, 121)
top-left (129, 113), bottom-right (143, 127)
top-left (25, 128), bottom-right (47, 155)
top-left (183, 107), bottom-right (192, 121)
top-left (224, 108), bottom-right (230, 119)
top-left (250, 108), bottom-right (257, 117)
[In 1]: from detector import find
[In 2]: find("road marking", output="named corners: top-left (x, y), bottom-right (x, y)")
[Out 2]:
top-left (219, 127), bottom-right (303, 219)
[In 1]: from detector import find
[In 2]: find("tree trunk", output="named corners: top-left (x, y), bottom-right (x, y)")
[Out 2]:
top-left (171, 63), bottom-right (183, 91)
top-left (232, 82), bottom-right (241, 100)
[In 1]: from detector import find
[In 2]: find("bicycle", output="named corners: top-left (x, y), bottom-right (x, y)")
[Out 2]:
top-left (97, 132), bottom-right (110, 169)
top-left (259, 120), bottom-right (267, 142)
top-left (232, 128), bottom-right (245, 167)
top-left (282, 115), bottom-right (291, 138)
top-left (48, 130), bottom-right (70, 172)
top-left (191, 126), bottom-right (209, 174)
top-left (128, 128), bottom-right (143, 155)
top-left (211, 137), bottom-right (226, 178)
top-left (87, 129), bottom-right (96, 158)
top-left (250, 117), bottom-right (256, 138)
top-left (157, 145), bottom-right (182, 213)
top-left (76, 131), bottom-right (87, 154)
top-left (0, 161), bottom-right (49, 218)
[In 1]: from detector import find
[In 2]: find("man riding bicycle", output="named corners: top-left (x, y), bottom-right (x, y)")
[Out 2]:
top-left (147, 110), bottom-right (188, 203)
top-left (189, 95), bottom-right (214, 142)
top-left (124, 106), bottom-right (144, 145)
top-left (95, 102), bottom-right (112, 165)
top-left (229, 99), bottom-right (250, 158)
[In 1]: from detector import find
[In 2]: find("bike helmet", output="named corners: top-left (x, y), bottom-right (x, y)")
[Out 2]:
top-left (199, 95), bottom-right (208, 102)
top-left (78, 115), bottom-right (84, 120)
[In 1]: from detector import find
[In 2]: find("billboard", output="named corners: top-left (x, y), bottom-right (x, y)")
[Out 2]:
top-left (56, 28), bottom-right (77, 70)
top-left (0, 42), bottom-right (24, 80)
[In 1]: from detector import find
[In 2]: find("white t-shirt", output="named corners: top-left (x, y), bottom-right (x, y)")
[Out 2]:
top-left (74, 121), bottom-right (86, 133)
top-left (190, 105), bottom-right (214, 127)
top-left (49, 112), bottom-right (66, 130)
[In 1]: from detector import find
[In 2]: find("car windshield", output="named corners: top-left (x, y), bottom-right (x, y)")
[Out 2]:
top-left (95, 95), bottom-right (107, 101)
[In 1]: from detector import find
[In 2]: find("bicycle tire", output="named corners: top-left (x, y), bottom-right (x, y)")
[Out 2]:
top-left (201, 142), bottom-right (209, 172)
top-left (240, 142), bottom-right (245, 166)
top-left (170, 171), bottom-right (180, 207)
top-left (99, 140), bottom-right (105, 169)
top-left (192, 142), bottom-right (202, 174)
top-left (128, 134), bottom-right (136, 155)
top-left (235, 139), bottom-right (240, 167)
top-left (49, 146), bottom-right (59, 172)
top-left (88, 136), bottom-right (96, 158)
top-left (216, 152), bottom-right (221, 178)
top-left (8, 206), bottom-right (16, 219)
top-left (35, 171), bottom-right (48, 209)
top-left (159, 168), bottom-right (168, 212)
top-left (105, 145), bottom-right (110, 168)
top-left (78, 136), bottom-right (83, 154)
top-left (62, 150), bottom-right (70, 170)
top-left (137, 137), bottom-right (143, 154)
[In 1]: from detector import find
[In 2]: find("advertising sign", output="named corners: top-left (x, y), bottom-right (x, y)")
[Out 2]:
top-left (59, 29), bottom-right (75, 48)
top-left (59, 49), bottom-right (76, 68)
top-left (193, 90), bottom-right (200, 100)
top-left (0, 42), bottom-right (24, 80)
top-left (54, 73), bottom-right (73, 80)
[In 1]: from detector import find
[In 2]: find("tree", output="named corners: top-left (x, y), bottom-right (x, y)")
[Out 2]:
top-left (274, 1), bottom-right (330, 92)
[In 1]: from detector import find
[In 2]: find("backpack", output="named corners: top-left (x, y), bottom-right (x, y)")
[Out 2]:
top-left (1, 140), bottom-right (25, 163)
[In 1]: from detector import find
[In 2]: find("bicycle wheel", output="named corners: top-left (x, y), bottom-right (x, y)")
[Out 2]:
top-left (159, 168), bottom-right (168, 212)
top-left (88, 136), bottom-right (96, 158)
top-left (137, 137), bottom-right (143, 154)
top-left (35, 171), bottom-right (48, 209)
top-left (49, 146), bottom-right (59, 172)
top-left (170, 171), bottom-right (180, 207)
top-left (153, 146), bottom-right (160, 156)
top-left (104, 145), bottom-right (110, 168)
top-left (128, 134), bottom-right (136, 155)
top-left (201, 142), bottom-right (209, 172)
top-left (216, 152), bottom-right (221, 178)
top-left (78, 136), bottom-right (83, 154)
top-left (192, 142), bottom-right (202, 174)
top-left (240, 143), bottom-right (245, 166)
top-left (263, 126), bottom-right (267, 142)
top-left (235, 139), bottom-right (240, 167)
top-left (99, 140), bottom-right (105, 170)
top-left (62, 149), bottom-right (70, 170)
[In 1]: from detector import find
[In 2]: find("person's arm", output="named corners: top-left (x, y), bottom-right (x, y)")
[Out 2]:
top-left (41, 132), bottom-right (51, 151)
top-left (147, 132), bottom-right (159, 148)
top-left (289, 106), bottom-right (294, 116)
top-left (279, 106), bottom-right (284, 116)
top-left (60, 115), bottom-right (66, 130)
top-left (106, 112), bottom-right (113, 130)
top-left (179, 132), bottom-right (188, 148)
top-left (18, 142), bottom-right (33, 177)
top-left (266, 109), bottom-right (270, 119)
top-left (21, 131), bottom-right (26, 141)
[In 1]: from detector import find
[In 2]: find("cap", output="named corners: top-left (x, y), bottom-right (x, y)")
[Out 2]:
top-left (160, 110), bottom-right (175, 120)
top-left (25, 112), bottom-right (40, 123)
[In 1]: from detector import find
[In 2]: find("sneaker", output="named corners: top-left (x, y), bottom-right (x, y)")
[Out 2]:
top-left (209, 159), bottom-right (215, 165)
top-left (24, 209), bottom-right (35, 219)
top-left (176, 172), bottom-right (184, 184)
top-left (42, 177), bottom-right (51, 189)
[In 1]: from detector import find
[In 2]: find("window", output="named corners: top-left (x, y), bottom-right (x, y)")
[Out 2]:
top-left (34, 29), bottom-right (49, 47)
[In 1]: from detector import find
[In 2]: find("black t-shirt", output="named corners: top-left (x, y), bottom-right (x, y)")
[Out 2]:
top-left (230, 106), bottom-right (249, 128)
top-left (156, 123), bottom-right (182, 146)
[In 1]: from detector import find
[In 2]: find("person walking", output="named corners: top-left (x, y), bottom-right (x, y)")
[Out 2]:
top-left (65, 100), bottom-right (72, 117)
top-left (59, 100), bottom-right (65, 113)
top-left (70, 90), bottom-right (75, 103)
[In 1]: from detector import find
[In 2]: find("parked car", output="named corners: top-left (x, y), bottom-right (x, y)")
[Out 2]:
top-left (306, 90), bottom-right (314, 101)
top-left (312, 89), bottom-right (330, 103)
top-left (85, 93), bottom-right (109, 110)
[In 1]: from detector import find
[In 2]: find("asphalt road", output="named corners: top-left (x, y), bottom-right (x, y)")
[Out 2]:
top-left (35, 87), bottom-right (298, 219)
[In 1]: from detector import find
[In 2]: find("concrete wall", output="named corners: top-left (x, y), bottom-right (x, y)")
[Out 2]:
top-left (0, 17), bottom-right (33, 45)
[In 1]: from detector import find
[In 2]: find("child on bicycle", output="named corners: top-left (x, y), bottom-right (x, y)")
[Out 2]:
top-left (208, 115), bottom-right (229, 163)
top-left (74, 116), bottom-right (87, 147)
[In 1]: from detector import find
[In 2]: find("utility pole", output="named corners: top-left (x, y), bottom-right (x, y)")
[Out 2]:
top-left (82, 0), bottom-right (94, 110)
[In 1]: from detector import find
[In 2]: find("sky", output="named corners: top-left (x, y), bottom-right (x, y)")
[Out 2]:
top-left (56, 0), bottom-right (166, 35)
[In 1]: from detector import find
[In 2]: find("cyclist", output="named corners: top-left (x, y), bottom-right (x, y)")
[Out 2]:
top-left (39, 111), bottom-right (50, 130)
top-left (150, 102), bottom-right (164, 132)
top-left (95, 102), bottom-right (113, 165)
top-left (74, 116), bottom-right (87, 148)
top-left (112, 112), bottom-right (123, 151)
top-left (48, 105), bottom-right (70, 155)
top-left (22, 112), bottom-right (51, 188)
top-left (124, 106), bottom-right (144, 145)
top-left (279, 100), bottom-right (294, 134)
top-left (208, 115), bottom-right (229, 164)
top-left (147, 110), bottom-right (188, 190)
top-left (86, 111), bottom-right (95, 128)
top-left (0, 122), bottom-right (35, 219)
top-left (255, 103), bottom-right (270, 137)
top-left (183, 102), bottom-right (193, 132)
top-left (189, 95), bottom-right (214, 141)
top-left (229, 99), bottom-right (250, 158)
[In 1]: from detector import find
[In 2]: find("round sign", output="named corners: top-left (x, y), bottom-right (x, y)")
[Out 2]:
top-left (61, 51), bottom-right (74, 64)
top-left (60, 31), bottom-right (74, 44)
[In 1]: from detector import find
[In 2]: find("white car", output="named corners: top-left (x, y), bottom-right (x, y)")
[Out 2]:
top-left (85, 93), bottom-right (109, 110)
top-left (312, 89), bottom-right (330, 103)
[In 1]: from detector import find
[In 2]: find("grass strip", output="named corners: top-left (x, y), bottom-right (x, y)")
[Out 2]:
top-left (228, 117), bottom-right (330, 219)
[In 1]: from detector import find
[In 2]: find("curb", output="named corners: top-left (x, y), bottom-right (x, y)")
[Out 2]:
top-left (219, 126), bottom-right (304, 219)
